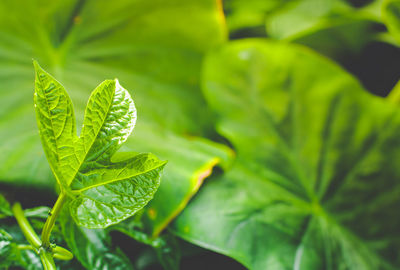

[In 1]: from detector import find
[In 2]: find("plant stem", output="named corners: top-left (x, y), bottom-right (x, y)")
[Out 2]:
top-left (13, 192), bottom-right (72, 270)
top-left (39, 191), bottom-right (68, 270)
top-left (41, 191), bottom-right (67, 248)
top-left (12, 203), bottom-right (41, 250)
top-left (39, 249), bottom-right (57, 270)
top-left (17, 244), bottom-right (35, 250)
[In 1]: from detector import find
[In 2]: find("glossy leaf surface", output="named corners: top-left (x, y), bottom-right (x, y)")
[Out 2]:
top-left (34, 61), bottom-right (78, 188)
top-left (172, 40), bottom-right (400, 269)
top-left (70, 153), bottom-right (166, 228)
top-left (34, 63), bottom-right (165, 228)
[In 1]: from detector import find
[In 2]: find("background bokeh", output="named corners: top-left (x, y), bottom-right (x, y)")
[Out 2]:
top-left (1, 0), bottom-right (400, 269)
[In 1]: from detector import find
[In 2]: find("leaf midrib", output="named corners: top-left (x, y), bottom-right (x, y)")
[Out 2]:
top-left (36, 71), bottom-right (65, 186)
top-left (66, 82), bottom-right (115, 187)
top-left (71, 160), bottom-right (166, 194)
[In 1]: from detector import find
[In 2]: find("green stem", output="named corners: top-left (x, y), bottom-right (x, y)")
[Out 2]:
top-left (41, 192), bottom-right (67, 248)
top-left (39, 249), bottom-right (57, 270)
top-left (39, 191), bottom-right (68, 270)
top-left (12, 203), bottom-right (41, 250)
top-left (17, 244), bottom-right (36, 251)
top-left (12, 193), bottom-right (73, 270)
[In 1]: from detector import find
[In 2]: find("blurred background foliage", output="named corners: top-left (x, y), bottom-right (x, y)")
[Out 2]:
top-left (0, 0), bottom-right (399, 269)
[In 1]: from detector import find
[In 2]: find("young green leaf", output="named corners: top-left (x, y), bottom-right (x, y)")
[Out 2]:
top-left (34, 61), bottom-right (78, 189)
top-left (34, 62), bottom-right (166, 228)
top-left (69, 153), bottom-right (166, 228)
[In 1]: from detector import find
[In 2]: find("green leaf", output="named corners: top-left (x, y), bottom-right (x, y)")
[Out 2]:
top-left (70, 153), bottom-right (166, 228)
top-left (0, 229), bottom-right (19, 268)
top-left (34, 62), bottom-right (166, 228)
top-left (0, 222), bottom-right (57, 269)
top-left (19, 249), bottom-right (43, 270)
top-left (265, 0), bottom-right (381, 56)
top-left (60, 207), bottom-right (134, 270)
top-left (383, 0), bottom-right (400, 44)
top-left (111, 219), bottom-right (181, 270)
top-left (78, 79), bottom-right (136, 168)
top-left (34, 60), bottom-right (78, 189)
top-left (152, 234), bottom-right (180, 270)
top-left (0, 0), bottom-right (230, 235)
top-left (172, 40), bottom-right (400, 269)
top-left (131, 128), bottom-right (234, 237)
top-left (223, 0), bottom-right (283, 33)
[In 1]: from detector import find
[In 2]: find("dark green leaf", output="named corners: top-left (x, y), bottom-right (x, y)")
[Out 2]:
top-left (112, 219), bottom-right (180, 270)
top-left (0, 218), bottom-right (64, 269)
top-left (19, 249), bottom-right (43, 270)
top-left (172, 40), bottom-right (400, 269)
top-left (60, 207), bottom-right (133, 270)
top-left (153, 234), bottom-right (180, 270)
top-left (0, 229), bottom-right (19, 268)
top-left (265, 0), bottom-right (381, 56)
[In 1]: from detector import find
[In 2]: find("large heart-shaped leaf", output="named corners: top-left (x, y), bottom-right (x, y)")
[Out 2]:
top-left (172, 40), bottom-right (400, 269)
top-left (0, 0), bottom-right (231, 235)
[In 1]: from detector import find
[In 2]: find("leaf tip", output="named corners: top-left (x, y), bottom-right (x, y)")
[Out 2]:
top-left (32, 60), bottom-right (45, 79)
top-left (32, 59), bottom-right (40, 71)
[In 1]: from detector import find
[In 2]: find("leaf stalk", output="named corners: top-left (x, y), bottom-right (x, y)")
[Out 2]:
top-left (12, 193), bottom-right (73, 269)
top-left (41, 192), bottom-right (67, 248)
top-left (12, 203), bottom-right (42, 250)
